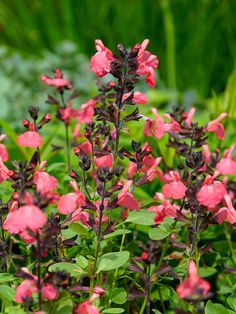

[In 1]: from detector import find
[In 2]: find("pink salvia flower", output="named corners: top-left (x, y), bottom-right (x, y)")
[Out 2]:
top-left (17, 123), bottom-right (42, 148)
top-left (118, 180), bottom-right (139, 211)
top-left (216, 194), bottom-right (236, 224)
top-left (0, 157), bottom-right (13, 182)
top-left (71, 207), bottom-right (90, 228)
top-left (122, 91), bottom-right (148, 104)
top-left (59, 107), bottom-right (79, 125)
top-left (57, 181), bottom-right (86, 214)
top-left (75, 301), bottom-right (100, 314)
top-left (183, 107), bottom-right (196, 127)
top-left (0, 135), bottom-right (9, 161)
top-left (77, 99), bottom-right (98, 123)
top-left (90, 39), bottom-right (114, 77)
top-left (176, 261), bottom-right (210, 300)
top-left (136, 39), bottom-right (159, 88)
top-left (94, 154), bottom-right (113, 168)
top-left (145, 157), bottom-right (162, 182)
top-left (206, 112), bottom-right (227, 140)
top-left (40, 69), bottom-right (72, 90)
top-left (150, 192), bottom-right (178, 224)
top-left (41, 284), bottom-right (58, 300)
top-left (162, 171), bottom-right (187, 200)
top-left (15, 279), bottom-right (38, 303)
top-left (163, 113), bottom-right (182, 132)
top-left (5, 205), bottom-right (47, 233)
top-left (216, 144), bottom-right (236, 175)
top-left (197, 172), bottom-right (227, 209)
top-left (33, 161), bottom-right (58, 196)
top-left (144, 108), bottom-right (165, 139)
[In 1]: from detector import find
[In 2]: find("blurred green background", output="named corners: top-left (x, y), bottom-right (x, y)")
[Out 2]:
top-left (0, 0), bottom-right (236, 121)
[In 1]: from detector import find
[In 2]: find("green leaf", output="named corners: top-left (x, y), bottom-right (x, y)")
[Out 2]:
top-left (52, 295), bottom-right (73, 314)
top-left (5, 306), bottom-right (26, 314)
top-left (152, 310), bottom-right (162, 314)
top-left (109, 287), bottom-right (127, 304)
top-left (149, 227), bottom-right (170, 241)
top-left (126, 210), bottom-right (155, 226)
top-left (75, 256), bottom-right (88, 269)
top-left (227, 295), bottom-right (236, 311)
top-left (205, 301), bottom-right (235, 314)
top-left (69, 222), bottom-right (89, 235)
top-left (102, 309), bottom-right (125, 314)
top-left (104, 229), bottom-right (131, 239)
top-left (47, 162), bottom-right (66, 172)
top-left (198, 267), bottom-right (217, 278)
top-left (0, 285), bottom-right (15, 301)
top-left (0, 273), bottom-right (15, 283)
top-left (97, 251), bottom-right (130, 272)
top-left (48, 262), bottom-right (83, 277)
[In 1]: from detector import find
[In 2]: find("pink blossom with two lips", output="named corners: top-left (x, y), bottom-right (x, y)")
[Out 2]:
top-left (161, 171), bottom-right (187, 200)
top-left (122, 91), bottom-right (148, 104)
top-left (144, 108), bottom-right (165, 139)
top-left (17, 122), bottom-right (42, 148)
top-left (40, 69), bottom-right (72, 90)
top-left (90, 39), bottom-right (114, 77)
top-left (118, 180), bottom-right (139, 211)
top-left (215, 194), bottom-right (236, 224)
top-left (205, 112), bottom-right (227, 140)
top-left (176, 260), bottom-right (210, 299)
top-left (216, 144), bottom-right (236, 175)
top-left (57, 181), bottom-right (86, 214)
top-left (196, 171), bottom-right (227, 209)
top-left (33, 161), bottom-right (58, 196)
top-left (136, 39), bottom-right (159, 88)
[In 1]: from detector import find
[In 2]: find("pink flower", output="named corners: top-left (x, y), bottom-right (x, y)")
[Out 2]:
top-left (75, 301), bottom-right (100, 314)
top-left (149, 193), bottom-right (178, 224)
top-left (163, 113), bottom-right (182, 133)
top-left (94, 154), bottom-right (113, 168)
top-left (17, 123), bottom-right (42, 148)
top-left (40, 69), bottom-right (72, 90)
top-left (0, 157), bottom-right (13, 182)
top-left (144, 108), bottom-right (165, 139)
top-left (15, 279), bottom-right (37, 303)
top-left (206, 112), bottom-right (227, 140)
top-left (33, 161), bottom-right (58, 196)
top-left (176, 260), bottom-right (210, 300)
top-left (183, 107), bottom-right (196, 127)
top-left (70, 207), bottom-right (90, 228)
top-left (41, 284), bottom-right (58, 300)
top-left (4, 205), bottom-right (47, 233)
top-left (77, 99), bottom-right (97, 123)
top-left (59, 107), bottom-right (79, 125)
top-left (0, 141), bottom-right (9, 161)
top-left (145, 157), bottom-right (162, 182)
top-left (162, 171), bottom-right (187, 200)
top-left (197, 173), bottom-right (227, 209)
top-left (118, 180), bottom-right (139, 211)
top-left (76, 141), bottom-right (93, 155)
top-left (122, 91), bottom-right (148, 104)
top-left (216, 194), bottom-right (236, 224)
top-left (216, 144), bottom-right (236, 175)
top-left (136, 39), bottom-right (159, 88)
top-left (90, 39), bottom-right (114, 77)
top-left (57, 181), bottom-right (86, 214)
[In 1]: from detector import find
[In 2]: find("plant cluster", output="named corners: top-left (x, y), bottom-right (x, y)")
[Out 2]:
top-left (0, 39), bottom-right (236, 314)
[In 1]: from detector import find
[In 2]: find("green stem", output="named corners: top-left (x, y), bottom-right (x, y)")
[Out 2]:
top-left (139, 298), bottom-right (147, 314)
top-left (225, 225), bottom-right (236, 265)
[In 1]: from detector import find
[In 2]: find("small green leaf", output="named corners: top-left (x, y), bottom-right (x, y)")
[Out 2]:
top-left (104, 229), bottom-right (131, 239)
top-left (5, 306), bottom-right (26, 314)
top-left (0, 285), bottom-right (15, 301)
top-left (126, 210), bottom-right (155, 225)
top-left (97, 251), bottom-right (130, 272)
top-left (0, 273), bottom-right (15, 283)
top-left (69, 222), bottom-right (89, 235)
top-left (109, 287), bottom-right (127, 304)
top-left (152, 310), bottom-right (162, 314)
top-left (48, 262), bottom-right (83, 277)
top-left (205, 301), bottom-right (235, 314)
top-left (198, 267), bottom-right (217, 278)
top-left (47, 162), bottom-right (66, 172)
top-left (102, 309), bottom-right (125, 313)
top-left (227, 295), bottom-right (236, 311)
top-left (75, 256), bottom-right (88, 269)
top-left (149, 227), bottom-right (170, 241)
